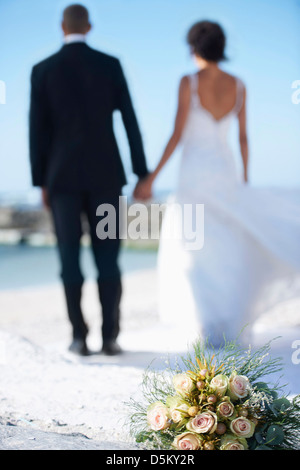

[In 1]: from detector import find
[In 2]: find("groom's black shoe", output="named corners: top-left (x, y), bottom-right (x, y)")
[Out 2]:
top-left (68, 338), bottom-right (91, 357)
top-left (101, 340), bottom-right (122, 356)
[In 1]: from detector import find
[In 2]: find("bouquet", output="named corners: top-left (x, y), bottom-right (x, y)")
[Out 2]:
top-left (127, 337), bottom-right (300, 450)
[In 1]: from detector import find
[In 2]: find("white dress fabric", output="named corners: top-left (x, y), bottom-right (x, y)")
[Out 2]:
top-left (158, 72), bottom-right (300, 347)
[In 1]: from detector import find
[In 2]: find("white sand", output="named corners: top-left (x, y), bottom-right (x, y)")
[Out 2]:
top-left (0, 267), bottom-right (300, 449)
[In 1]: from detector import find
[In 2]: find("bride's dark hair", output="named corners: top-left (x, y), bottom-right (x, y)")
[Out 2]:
top-left (187, 20), bottom-right (227, 62)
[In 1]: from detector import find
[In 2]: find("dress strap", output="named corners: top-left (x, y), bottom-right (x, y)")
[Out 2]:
top-left (234, 77), bottom-right (245, 115)
top-left (189, 73), bottom-right (200, 107)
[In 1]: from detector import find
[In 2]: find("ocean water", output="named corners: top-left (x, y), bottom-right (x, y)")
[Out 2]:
top-left (0, 244), bottom-right (157, 291)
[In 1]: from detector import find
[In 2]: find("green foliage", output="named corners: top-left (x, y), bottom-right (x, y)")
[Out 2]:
top-left (265, 425), bottom-right (285, 445)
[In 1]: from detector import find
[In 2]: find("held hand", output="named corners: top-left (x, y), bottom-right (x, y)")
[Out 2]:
top-left (133, 175), bottom-right (154, 201)
top-left (42, 187), bottom-right (50, 210)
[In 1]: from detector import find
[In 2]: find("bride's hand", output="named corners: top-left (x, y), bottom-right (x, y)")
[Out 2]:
top-left (133, 174), bottom-right (154, 200)
top-left (42, 187), bottom-right (50, 209)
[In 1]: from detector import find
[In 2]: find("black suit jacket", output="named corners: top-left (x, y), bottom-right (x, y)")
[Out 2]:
top-left (29, 42), bottom-right (148, 193)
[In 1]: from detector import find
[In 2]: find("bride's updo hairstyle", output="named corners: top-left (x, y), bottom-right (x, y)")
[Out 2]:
top-left (187, 20), bottom-right (227, 62)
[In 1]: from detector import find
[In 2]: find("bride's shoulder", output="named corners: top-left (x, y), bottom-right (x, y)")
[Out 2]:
top-left (179, 74), bottom-right (192, 85)
top-left (221, 70), bottom-right (243, 83)
top-left (178, 73), bottom-right (199, 92)
top-left (223, 71), bottom-right (245, 89)
top-left (177, 75), bottom-right (193, 95)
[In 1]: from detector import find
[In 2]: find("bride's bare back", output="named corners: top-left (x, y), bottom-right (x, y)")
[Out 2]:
top-left (196, 69), bottom-right (239, 121)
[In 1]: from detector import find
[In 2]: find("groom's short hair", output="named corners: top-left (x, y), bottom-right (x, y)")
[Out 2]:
top-left (63, 4), bottom-right (90, 33)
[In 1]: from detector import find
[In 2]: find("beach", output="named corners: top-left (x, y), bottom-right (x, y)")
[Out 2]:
top-left (0, 245), bottom-right (300, 450)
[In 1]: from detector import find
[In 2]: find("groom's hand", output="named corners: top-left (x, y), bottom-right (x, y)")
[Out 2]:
top-left (133, 176), bottom-right (153, 201)
top-left (41, 187), bottom-right (50, 210)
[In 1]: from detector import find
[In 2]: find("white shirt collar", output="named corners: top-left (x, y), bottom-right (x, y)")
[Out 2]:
top-left (64, 34), bottom-right (87, 45)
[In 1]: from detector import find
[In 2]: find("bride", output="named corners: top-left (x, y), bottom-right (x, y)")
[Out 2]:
top-left (136, 20), bottom-right (300, 346)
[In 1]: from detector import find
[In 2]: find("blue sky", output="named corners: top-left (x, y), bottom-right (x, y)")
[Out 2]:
top-left (0, 0), bottom-right (299, 198)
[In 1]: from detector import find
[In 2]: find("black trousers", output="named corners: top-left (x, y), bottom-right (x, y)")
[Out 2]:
top-left (49, 190), bottom-right (122, 343)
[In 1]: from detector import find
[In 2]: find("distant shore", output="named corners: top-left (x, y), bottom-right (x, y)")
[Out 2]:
top-left (0, 195), bottom-right (168, 249)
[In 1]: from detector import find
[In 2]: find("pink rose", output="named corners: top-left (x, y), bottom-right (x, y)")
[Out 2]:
top-left (230, 417), bottom-right (255, 438)
top-left (229, 372), bottom-right (250, 401)
top-left (186, 411), bottom-right (217, 434)
top-left (173, 432), bottom-right (201, 450)
top-left (147, 402), bottom-right (170, 431)
top-left (217, 400), bottom-right (235, 418)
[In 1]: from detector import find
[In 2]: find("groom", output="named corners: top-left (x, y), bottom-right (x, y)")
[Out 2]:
top-left (29, 4), bottom-right (149, 355)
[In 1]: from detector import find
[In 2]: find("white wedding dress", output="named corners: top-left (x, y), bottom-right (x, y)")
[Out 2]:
top-left (158, 72), bottom-right (300, 347)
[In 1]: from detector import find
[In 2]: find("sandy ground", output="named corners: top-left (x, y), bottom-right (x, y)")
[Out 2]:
top-left (0, 267), bottom-right (300, 450)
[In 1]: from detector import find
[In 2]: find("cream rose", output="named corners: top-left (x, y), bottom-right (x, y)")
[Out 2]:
top-left (186, 411), bottom-right (218, 434)
top-left (228, 372), bottom-right (250, 401)
top-left (147, 402), bottom-right (170, 431)
top-left (209, 374), bottom-right (229, 396)
top-left (230, 417), bottom-right (255, 438)
top-left (171, 404), bottom-right (190, 423)
top-left (173, 373), bottom-right (195, 396)
top-left (220, 434), bottom-right (248, 450)
top-left (217, 400), bottom-right (235, 419)
top-left (173, 432), bottom-right (201, 450)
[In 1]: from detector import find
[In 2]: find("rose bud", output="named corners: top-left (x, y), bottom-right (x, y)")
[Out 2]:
top-left (203, 441), bottom-right (215, 450)
top-left (197, 380), bottom-right (205, 390)
top-left (207, 395), bottom-right (217, 404)
top-left (216, 422), bottom-right (227, 435)
top-left (188, 406), bottom-right (199, 417)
